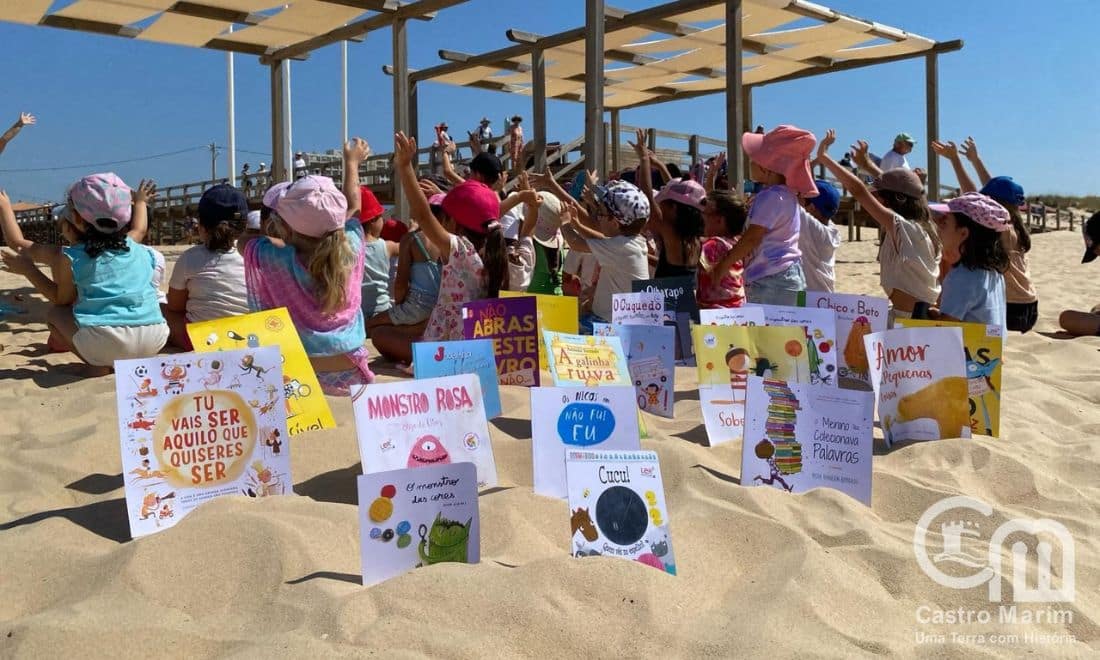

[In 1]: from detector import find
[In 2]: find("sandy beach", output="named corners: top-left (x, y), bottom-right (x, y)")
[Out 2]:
top-left (1, 229), bottom-right (1097, 658)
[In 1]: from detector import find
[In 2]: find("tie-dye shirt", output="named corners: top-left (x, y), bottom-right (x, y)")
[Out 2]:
top-left (744, 184), bottom-right (802, 282)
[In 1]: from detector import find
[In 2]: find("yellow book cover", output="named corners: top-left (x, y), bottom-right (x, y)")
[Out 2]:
top-left (501, 291), bottom-right (579, 368)
top-left (893, 319), bottom-right (1003, 437)
top-left (691, 324), bottom-right (811, 446)
top-left (187, 308), bottom-right (336, 436)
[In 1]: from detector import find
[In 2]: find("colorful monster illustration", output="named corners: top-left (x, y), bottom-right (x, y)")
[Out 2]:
top-left (844, 315), bottom-right (872, 375)
top-left (201, 359), bottom-right (225, 388)
top-left (417, 514), bottom-right (472, 565)
top-left (570, 507), bottom-right (598, 542)
top-left (407, 435), bottom-right (451, 468)
top-left (725, 347), bottom-right (752, 402)
top-left (139, 491), bottom-right (175, 521)
top-left (127, 412), bottom-right (155, 431)
top-left (239, 354), bottom-right (268, 378)
top-left (160, 361), bottom-right (191, 395)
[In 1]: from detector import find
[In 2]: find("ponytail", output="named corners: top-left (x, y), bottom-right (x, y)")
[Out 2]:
top-left (480, 224), bottom-right (509, 297)
top-left (205, 219), bottom-right (244, 253)
top-left (306, 230), bottom-right (356, 314)
top-left (1006, 205), bottom-right (1031, 253)
top-left (82, 227), bottom-right (130, 258)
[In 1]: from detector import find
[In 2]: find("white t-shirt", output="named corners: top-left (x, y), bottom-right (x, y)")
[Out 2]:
top-left (878, 213), bottom-right (941, 305)
top-left (144, 245), bottom-right (168, 304)
top-left (879, 149), bottom-right (910, 171)
top-left (586, 234), bottom-right (649, 321)
top-left (507, 237), bottom-right (535, 292)
top-left (797, 207), bottom-right (841, 293)
top-left (168, 245), bottom-right (249, 322)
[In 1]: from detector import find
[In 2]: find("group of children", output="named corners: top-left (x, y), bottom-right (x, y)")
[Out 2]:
top-left (4, 119), bottom-right (1087, 391)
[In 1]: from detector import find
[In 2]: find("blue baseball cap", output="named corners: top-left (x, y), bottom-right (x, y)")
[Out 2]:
top-left (979, 176), bottom-right (1025, 207)
top-left (808, 179), bottom-right (840, 219)
top-left (198, 183), bottom-right (249, 228)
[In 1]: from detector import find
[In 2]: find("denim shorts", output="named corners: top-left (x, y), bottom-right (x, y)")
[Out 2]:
top-left (388, 289), bottom-right (438, 326)
top-left (746, 262), bottom-right (806, 307)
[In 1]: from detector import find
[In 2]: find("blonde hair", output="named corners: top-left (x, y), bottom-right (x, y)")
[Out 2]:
top-left (272, 218), bottom-right (355, 314)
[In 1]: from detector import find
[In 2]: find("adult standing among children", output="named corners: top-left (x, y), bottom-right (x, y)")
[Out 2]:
top-left (878, 133), bottom-right (915, 171)
top-left (507, 116), bottom-right (524, 174)
top-left (0, 112), bottom-right (34, 157)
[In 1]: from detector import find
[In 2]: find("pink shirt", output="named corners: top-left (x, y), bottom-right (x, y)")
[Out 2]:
top-left (698, 236), bottom-right (746, 309)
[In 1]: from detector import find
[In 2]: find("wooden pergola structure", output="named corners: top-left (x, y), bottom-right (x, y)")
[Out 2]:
top-left (1, 0), bottom-right (961, 219)
top-left (388, 0), bottom-right (961, 202)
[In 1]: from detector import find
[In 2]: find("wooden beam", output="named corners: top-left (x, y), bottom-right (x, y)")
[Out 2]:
top-left (585, 0), bottom-right (606, 181)
top-left (726, 0), bottom-right (744, 191)
top-left (166, 2), bottom-right (264, 25)
top-left (610, 108), bottom-right (621, 172)
top-left (409, 0), bottom-right (725, 83)
top-left (440, 50), bottom-right (530, 73)
top-left (393, 17), bottom-right (410, 219)
top-left (262, 0), bottom-right (464, 63)
top-left (925, 52), bottom-right (940, 201)
top-left (532, 47), bottom-right (548, 172)
top-left (312, 0), bottom-right (400, 10)
top-left (39, 14), bottom-right (141, 38)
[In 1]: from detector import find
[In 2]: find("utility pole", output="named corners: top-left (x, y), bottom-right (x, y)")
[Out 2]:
top-left (209, 142), bottom-right (219, 182)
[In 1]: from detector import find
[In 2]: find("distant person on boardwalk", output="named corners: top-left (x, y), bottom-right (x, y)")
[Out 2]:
top-left (429, 122), bottom-right (452, 175)
top-left (1058, 212), bottom-right (1100, 336)
top-left (240, 163), bottom-right (252, 195)
top-left (0, 112), bottom-right (35, 157)
top-left (293, 152), bottom-right (308, 179)
top-left (877, 133), bottom-right (915, 171)
top-left (508, 115), bottom-right (524, 173)
top-left (473, 117), bottom-right (495, 155)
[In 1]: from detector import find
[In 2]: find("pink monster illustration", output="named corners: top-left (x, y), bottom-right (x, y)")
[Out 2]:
top-left (407, 435), bottom-right (451, 468)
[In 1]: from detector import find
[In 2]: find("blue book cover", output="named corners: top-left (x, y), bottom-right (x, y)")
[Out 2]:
top-left (593, 323), bottom-right (676, 418)
top-left (413, 339), bottom-right (502, 419)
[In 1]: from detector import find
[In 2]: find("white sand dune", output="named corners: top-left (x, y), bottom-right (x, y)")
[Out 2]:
top-left (1, 230), bottom-right (1097, 657)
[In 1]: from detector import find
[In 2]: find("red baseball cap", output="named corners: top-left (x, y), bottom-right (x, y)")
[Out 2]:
top-left (442, 180), bottom-right (500, 235)
top-left (381, 218), bottom-right (409, 242)
top-left (359, 185), bottom-right (384, 223)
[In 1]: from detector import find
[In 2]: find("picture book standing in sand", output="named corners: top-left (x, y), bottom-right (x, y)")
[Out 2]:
top-left (531, 386), bottom-right (641, 499)
top-left (351, 373), bottom-right (498, 489)
top-left (542, 331), bottom-right (631, 387)
top-left (116, 346), bottom-right (292, 538)
top-left (593, 322), bottom-right (676, 418)
top-left (748, 304), bottom-right (838, 388)
top-left (413, 339), bottom-right (502, 419)
top-left (358, 462), bottom-right (480, 586)
top-left (864, 326), bottom-right (971, 446)
top-left (500, 291), bottom-right (580, 368)
top-left (187, 307), bottom-right (334, 435)
top-left (566, 450), bottom-right (676, 575)
top-left (741, 376), bottom-right (874, 505)
top-left (797, 291), bottom-right (889, 391)
top-left (893, 319), bottom-right (1003, 437)
top-left (632, 275), bottom-right (699, 364)
top-left (691, 324), bottom-right (811, 446)
top-left (462, 297), bottom-right (539, 386)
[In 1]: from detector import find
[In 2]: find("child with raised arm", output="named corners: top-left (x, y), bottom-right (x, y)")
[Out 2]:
top-left (817, 129), bottom-right (941, 320)
top-left (163, 184), bottom-right (250, 350)
top-left (715, 125), bottom-right (815, 306)
top-left (698, 189), bottom-right (747, 308)
top-left (0, 175), bottom-right (167, 372)
top-left (559, 179), bottom-right (650, 332)
top-left (0, 112), bottom-right (34, 157)
top-left (927, 193), bottom-right (1010, 328)
top-left (242, 139), bottom-right (376, 395)
top-left (798, 179), bottom-right (842, 293)
top-left (370, 132), bottom-right (508, 364)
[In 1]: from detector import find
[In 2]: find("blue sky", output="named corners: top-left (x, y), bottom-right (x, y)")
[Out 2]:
top-left (0, 0), bottom-right (1097, 203)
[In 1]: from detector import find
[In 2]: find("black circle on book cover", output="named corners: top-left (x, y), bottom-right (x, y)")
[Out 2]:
top-left (595, 486), bottom-right (648, 546)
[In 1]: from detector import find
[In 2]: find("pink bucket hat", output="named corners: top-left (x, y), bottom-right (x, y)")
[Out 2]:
top-left (654, 179), bottom-right (706, 211)
top-left (929, 192), bottom-right (1010, 232)
top-left (275, 175), bottom-right (347, 238)
top-left (442, 180), bottom-right (501, 235)
top-left (69, 172), bottom-right (132, 231)
top-left (741, 125), bottom-right (818, 197)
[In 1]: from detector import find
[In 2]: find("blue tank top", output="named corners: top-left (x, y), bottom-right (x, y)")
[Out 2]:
top-left (408, 231), bottom-right (442, 296)
top-left (64, 238), bottom-right (164, 328)
top-left (361, 238), bottom-right (392, 317)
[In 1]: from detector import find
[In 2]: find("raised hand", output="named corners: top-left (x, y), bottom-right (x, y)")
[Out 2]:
top-left (913, 167), bottom-right (928, 185)
top-left (0, 189), bottom-right (10, 210)
top-left (133, 179), bottom-right (158, 204)
top-left (713, 151), bottom-right (726, 170)
top-left (343, 137), bottom-right (371, 163)
top-left (626, 128), bottom-right (648, 157)
top-left (393, 132), bottom-right (417, 168)
top-left (930, 140), bottom-right (959, 160)
top-left (960, 136), bottom-right (979, 161)
top-left (418, 178), bottom-right (443, 197)
top-left (1, 249), bottom-right (35, 276)
top-left (528, 170), bottom-right (554, 190)
top-left (18, 113), bottom-right (35, 127)
top-left (817, 129), bottom-right (837, 161)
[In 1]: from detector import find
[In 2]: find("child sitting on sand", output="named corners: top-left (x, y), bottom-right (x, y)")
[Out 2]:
top-left (163, 184), bottom-right (250, 350)
top-left (1058, 212), bottom-right (1100, 336)
top-left (242, 139), bottom-right (375, 395)
top-left (719, 125), bottom-right (817, 305)
top-left (697, 189), bottom-right (747, 309)
top-left (559, 179), bottom-right (651, 331)
top-left (818, 129), bottom-right (941, 320)
top-left (927, 193), bottom-right (1009, 328)
top-left (0, 174), bottom-right (167, 373)
top-left (797, 179), bottom-right (842, 293)
top-left (370, 132), bottom-right (508, 364)
top-left (357, 186), bottom-right (399, 324)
